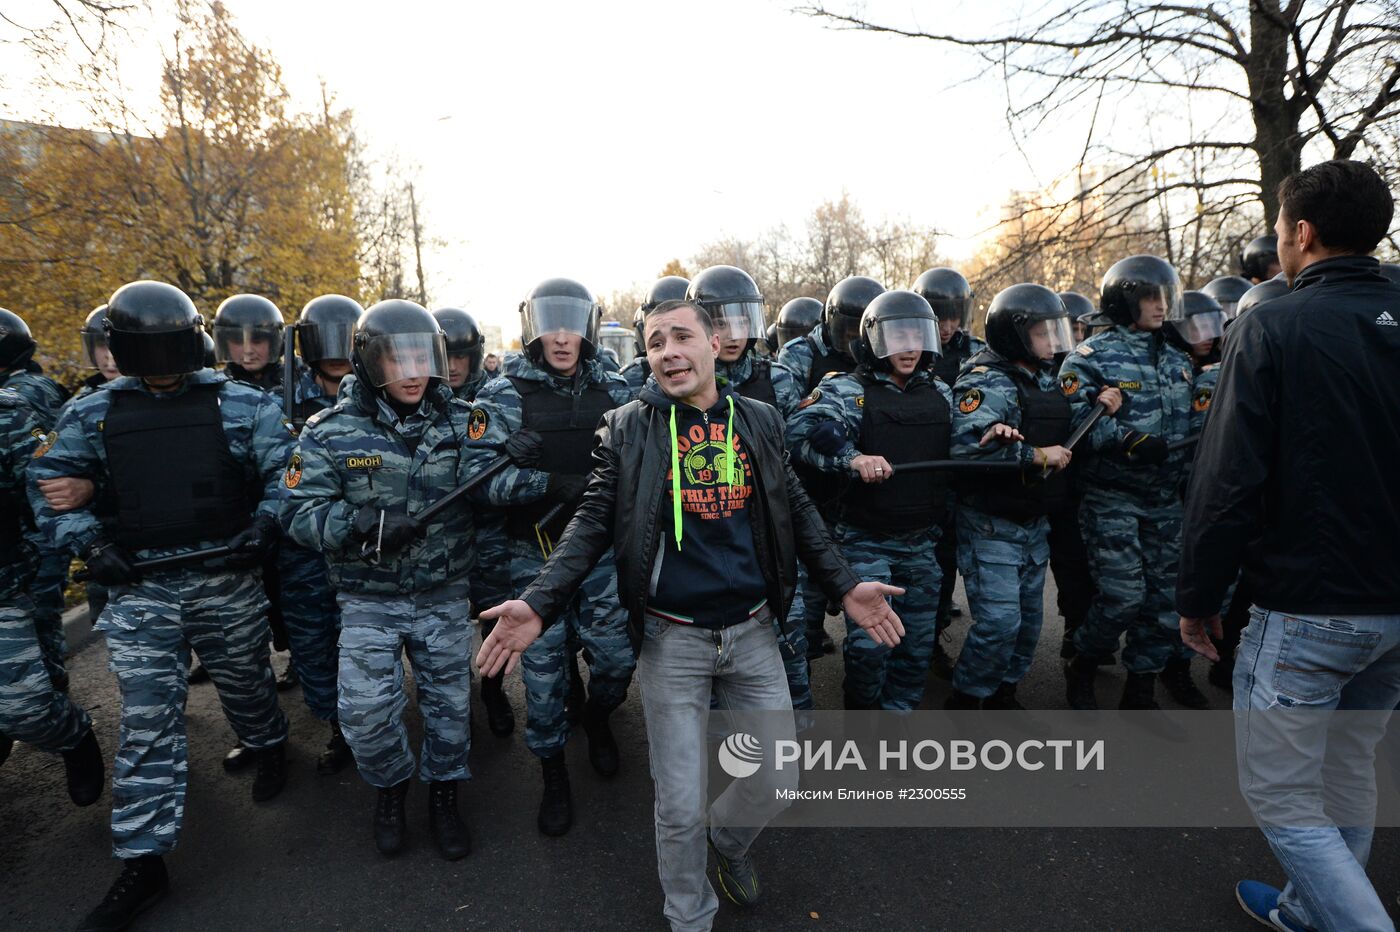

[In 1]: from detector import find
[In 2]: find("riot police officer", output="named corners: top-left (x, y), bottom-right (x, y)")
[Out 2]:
top-left (1240, 234), bottom-right (1281, 283)
top-left (775, 296), bottom-right (823, 349)
top-left (462, 278), bottom-right (636, 837)
top-left (31, 281), bottom-right (290, 930)
top-left (1058, 256), bottom-right (1195, 711)
top-left (1200, 275), bottom-right (1252, 320)
top-left (282, 299), bottom-right (476, 860)
top-left (212, 293), bottom-right (285, 391)
top-left (292, 294), bottom-right (364, 418)
top-left (947, 285), bottom-right (1093, 708)
top-left (0, 388), bottom-right (104, 800)
top-left (621, 275), bottom-right (689, 395)
top-left (75, 305), bottom-right (122, 399)
top-left (778, 276), bottom-right (885, 662)
top-left (787, 291), bottom-right (952, 710)
top-left (1058, 291), bottom-right (1098, 344)
top-left (0, 308), bottom-right (73, 693)
top-left (913, 267), bottom-right (987, 666)
top-left (433, 305), bottom-right (515, 738)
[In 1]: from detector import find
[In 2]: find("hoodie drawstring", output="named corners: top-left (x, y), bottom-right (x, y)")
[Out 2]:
top-left (669, 405), bottom-right (683, 552)
top-left (725, 395), bottom-right (738, 487)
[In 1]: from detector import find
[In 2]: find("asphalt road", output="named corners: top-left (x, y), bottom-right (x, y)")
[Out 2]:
top-left (5, 579), bottom-right (1399, 931)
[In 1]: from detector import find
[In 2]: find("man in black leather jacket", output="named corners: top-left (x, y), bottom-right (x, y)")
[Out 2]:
top-left (479, 299), bottom-right (903, 932)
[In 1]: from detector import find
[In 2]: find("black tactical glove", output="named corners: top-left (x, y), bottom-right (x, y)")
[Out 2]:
top-left (222, 514), bottom-right (281, 570)
top-left (81, 537), bottom-right (140, 586)
top-left (545, 473), bottom-right (588, 505)
top-left (350, 507), bottom-right (421, 556)
top-left (504, 428), bottom-right (545, 468)
top-left (809, 421), bottom-right (849, 456)
top-left (1119, 430), bottom-right (1169, 465)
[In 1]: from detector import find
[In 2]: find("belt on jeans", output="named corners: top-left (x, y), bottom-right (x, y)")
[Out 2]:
top-left (646, 600), bottom-right (772, 630)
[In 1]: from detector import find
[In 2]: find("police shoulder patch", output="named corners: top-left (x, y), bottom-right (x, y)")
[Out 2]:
top-left (283, 452), bottom-right (303, 489)
top-left (1059, 372), bottom-right (1081, 396)
top-left (854, 395), bottom-right (865, 408)
top-left (1117, 380), bottom-right (1142, 391)
top-left (958, 388), bottom-right (983, 414)
top-left (467, 407), bottom-right (489, 441)
top-left (1192, 387), bottom-right (1213, 413)
top-left (31, 430), bottom-right (57, 458)
top-left (345, 454), bottom-right (383, 470)
top-left (797, 389), bottom-right (822, 411)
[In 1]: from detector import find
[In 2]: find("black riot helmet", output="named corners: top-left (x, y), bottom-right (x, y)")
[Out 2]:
top-left (1233, 274), bottom-right (1290, 322)
top-left (352, 299), bottom-right (448, 389)
top-left (212, 294), bottom-right (284, 366)
top-left (1099, 255), bottom-right (1184, 328)
top-left (1379, 263), bottom-right (1400, 285)
top-left (1058, 291), bottom-right (1097, 322)
top-left (824, 276), bottom-right (885, 361)
top-left (1200, 275), bottom-right (1252, 320)
top-left (0, 308), bottom-right (37, 370)
top-left (103, 281), bottom-right (207, 378)
top-left (857, 290), bottom-right (941, 372)
top-left (912, 268), bottom-right (973, 329)
top-left (764, 323), bottom-right (779, 353)
top-left (79, 305), bottom-right (109, 369)
top-left (519, 277), bottom-right (600, 364)
top-left (201, 330), bottom-right (217, 368)
top-left (1240, 235), bottom-right (1280, 282)
top-left (637, 275), bottom-right (690, 352)
top-left (985, 285), bottom-right (1074, 365)
top-left (296, 294), bottom-right (364, 364)
top-left (1167, 291), bottom-right (1226, 358)
top-left (686, 266), bottom-right (765, 354)
top-left (776, 296), bottom-right (823, 347)
top-left (432, 306), bottom-right (485, 378)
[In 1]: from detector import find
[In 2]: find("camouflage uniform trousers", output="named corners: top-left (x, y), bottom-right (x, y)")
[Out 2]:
top-left (510, 539), bottom-right (636, 757)
top-left (951, 506), bottom-right (1051, 699)
top-left (835, 523), bottom-right (942, 711)
top-left (276, 541), bottom-right (340, 721)
top-left (0, 589), bottom-right (91, 752)
top-left (30, 542), bottom-right (70, 683)
top-left (100, 567), bottom-right (288, 858)
top-left (1072, 485), bottom-right (1182, 674)
top-left (470, 507), bottom-right (511, 622)
top-left (336, 582), bottom-right (473, 788)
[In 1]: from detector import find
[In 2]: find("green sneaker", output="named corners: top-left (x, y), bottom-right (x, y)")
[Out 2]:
top-left (709, 832), bottom-right (761, 906)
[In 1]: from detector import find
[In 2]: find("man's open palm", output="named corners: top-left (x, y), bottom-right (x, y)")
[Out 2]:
top-left (477, 600), bottom-right (545, 677)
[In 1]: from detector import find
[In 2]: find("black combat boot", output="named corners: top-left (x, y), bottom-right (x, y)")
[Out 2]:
top-left (805, 623), bottom-right (834, 661)
top-left (930, 630), bottom-right (955, 681)
top-left (537, 753), bottom-right (573, 837)
top-left (1159, 657), bottom-right (1211, 709)
top-left (982, 682), bottom-right (1026, 711)
top-left (251, 742), bottom-right (287, 802)
top-left (582, 696), bottom-right (620, 778)
top-left (373, 779), bottom-right (410, 855)
top-left (943, 690), bottom-right (981, 711)
top-left (187, 657), bottom-right (210, 684)
top-left (317, 721), bottom-right (353, 775)
top-left (1119, 671), bottom-right (1162, 710)
top-left (222, 744), bottom-right (254, 773)
top-left (63, 728), bottom-right (105, 807)
top-left (428, 780), bottom-right (471, 861)
top-left (1064, 655), bottom-right (1100, 710)
top-left (480, 673), bottom-right (515, 737)
top-left (50, 669), bottom-right (70, 693)
top-left (77, 855), bottom-right (168, 932)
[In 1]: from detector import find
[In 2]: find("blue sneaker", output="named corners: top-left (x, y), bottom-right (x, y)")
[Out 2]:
top-left (1235, 880), bottom-right (1307, 931)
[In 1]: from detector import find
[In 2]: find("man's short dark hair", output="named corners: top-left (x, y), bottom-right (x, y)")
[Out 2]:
top-left (1277, 160), bottom-right (1394, 254)
top-left (644, 299), bottom-right (713, 337)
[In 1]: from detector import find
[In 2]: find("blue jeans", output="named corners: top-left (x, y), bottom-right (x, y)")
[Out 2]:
top-left (1235, 608), bottom-right (1400, 932)
top-left (637, 613), bottom-right (797, 932)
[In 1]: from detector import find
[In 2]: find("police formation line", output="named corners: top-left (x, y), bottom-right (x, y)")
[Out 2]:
top-left (2, 230), bottom-right (1399, 932)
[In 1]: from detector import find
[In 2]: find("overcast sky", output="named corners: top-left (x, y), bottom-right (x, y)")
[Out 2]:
top-left (4, 0), bottom-right (1098, 338)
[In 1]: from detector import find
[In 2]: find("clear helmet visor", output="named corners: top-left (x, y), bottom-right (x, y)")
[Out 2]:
top-left (358, 332), bottom-right (448, 387)
top-left (707, 300), bottom-right (766, 345)
top-left (524, 296), bottom-right (595, 344)
top-left (81, 330), bottom-right (109, 369)
top-left (828, 314), bottom-right (863, 358)
top-left (1217, 300), bottom-right (1241, 321)
top-left (868, 316), bottom-right (942, 359)
top-left (1173, 311), bottom-right (1225, 344)
top-left (1021, 317), bottom-right (1075, 361)
top-left (299, 320), bottom-right (355, 362)
top-left (1128, 283), bottom-right (1183, 327)
top-left (214, 324), bottom-right (283, 366)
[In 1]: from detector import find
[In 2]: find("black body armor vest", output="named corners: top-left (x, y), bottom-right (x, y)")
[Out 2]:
top-left (841, 372), bottom-right (951, 532)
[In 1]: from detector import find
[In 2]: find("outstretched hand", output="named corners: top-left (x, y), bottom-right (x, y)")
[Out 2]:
top-left (477, 599), bottom-right (545, 677)
top-left (842, 581), bottom-right (906, 647)
top-left (1179, 615), bottom-right (1223, 662)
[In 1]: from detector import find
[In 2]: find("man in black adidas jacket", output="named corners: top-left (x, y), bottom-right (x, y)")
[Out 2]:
top-left (479, 298), bottom-right (903, 932)
top-left (1177, 159), bottom-right (1400, 932)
